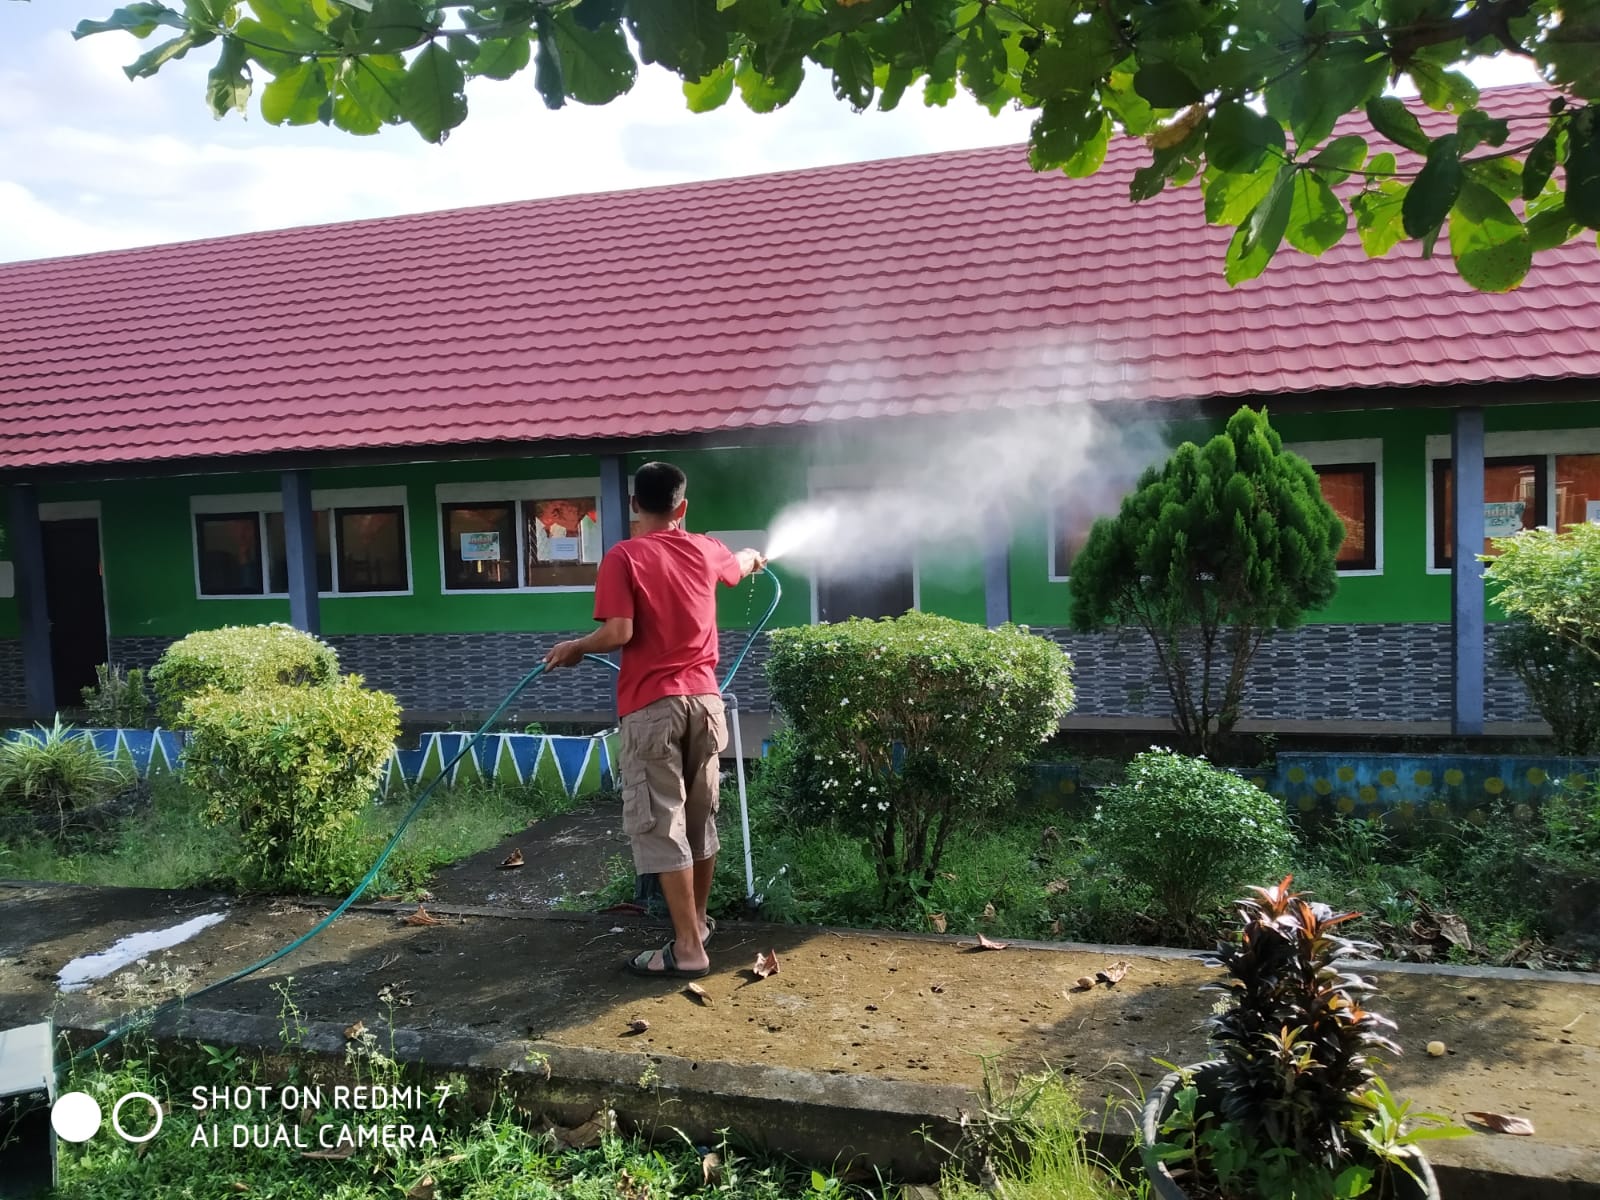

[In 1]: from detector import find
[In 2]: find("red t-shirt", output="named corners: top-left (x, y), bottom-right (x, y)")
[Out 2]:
top-left (593, 529), bottom-right (743, 717)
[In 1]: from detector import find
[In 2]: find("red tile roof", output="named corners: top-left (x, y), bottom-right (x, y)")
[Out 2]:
top-left (1, 84), bottom-right (1594, 472)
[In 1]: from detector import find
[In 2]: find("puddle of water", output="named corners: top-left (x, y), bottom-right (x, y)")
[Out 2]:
top-left (57, 913), bottom-right (227, 992)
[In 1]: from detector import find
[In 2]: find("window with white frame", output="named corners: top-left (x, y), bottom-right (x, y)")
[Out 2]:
top-left (1283, 440), bottom-right (1383, 576)
top-left (1424, 431), bottom-right (1600, 572)
top-left (191, 488), bottom-right (410, 598)
top-left (437, 480), bottom-right (633, 592)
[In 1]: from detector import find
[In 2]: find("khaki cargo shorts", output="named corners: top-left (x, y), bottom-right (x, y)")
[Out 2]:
top-left (618, 693), bottom-right (728, 874)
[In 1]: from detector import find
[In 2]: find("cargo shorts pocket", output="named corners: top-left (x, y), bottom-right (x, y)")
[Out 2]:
top-left (621, 781), bottom-right (657, 837)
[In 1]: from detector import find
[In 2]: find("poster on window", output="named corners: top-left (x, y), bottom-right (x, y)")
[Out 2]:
top-left (1483, 501), bottom-right (1526, 538)
top-left (1588, 500), bottom-right (1600, 526)
top-left (461, 531), bottom-right (500, 561)
top-left (580, 513), bottom-right (600, 563)
top-left (547, 536), bottom-right (581, 562)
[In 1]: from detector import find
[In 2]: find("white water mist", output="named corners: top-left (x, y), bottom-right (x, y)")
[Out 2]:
top-left (763, 346), bottom-right (1170, 579)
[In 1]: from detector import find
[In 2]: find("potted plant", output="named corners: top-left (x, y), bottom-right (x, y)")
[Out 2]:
top-left (1141, 876), bottom-right (1467, 1199)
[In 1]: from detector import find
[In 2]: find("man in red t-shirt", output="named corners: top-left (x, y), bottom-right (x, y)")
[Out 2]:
top-left (544, 462), bottom-right (765, 978)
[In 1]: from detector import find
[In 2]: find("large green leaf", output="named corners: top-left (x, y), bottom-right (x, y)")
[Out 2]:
top-left (1449, 180), bottom-right (1531, 292)
top-left (736, 54), bottom-right (804, 113)
top-left (331, 54), bottom-right (404, 134)
top-left (957, 10), bottom-right (1008, 109)
top-left (628, 0), bottom-right (728, 80)
top-left (399, 41), bottom-right (467, 143)
top-left (1285, 171), bottom-right (1347, 256)
top-left (1020, 17), bottom-right (1114, 99)
top-left (1207, 101), bottom-right (1285, 173)
top-left (683, 60), bottom-right (736, 111)
top-left (1402, 134), bottom-right (1462, 239)
top-left (1273, 42), bottom-right (1387, 151)
top-left (205, 35), bottom-right (251, 118)
top-left (74, 3), bottom-right (185, 39)
top-left (1526, 205), bottom-right (1579, 252)
top-left (1522, 128), bottom-right (1560, 202)
top-left (1204, 162), bottom-right (1279, 226)
top-left (1566, 111), bottom-right (1600, 230)
top-left (1307, 135), bottom-right (1368, 183)
top-left (1456, 108), bottom-right (1509, 155)
top-left (534, 16), bottom-right (565, 109)
top-left (1408, 61), bottom-right (1478, 113)
top-left (261, 59), bottom-right (329, 125)
top-left (124, 28), bottom-right (212, 79)
top-left (1353, 182), bottom-right (1406, 257)
top-left (831, 33), bottom-right (875, 110)
top-left (1365, 96), bottom-right (1429, 154)
top-left (1030, 97), bottom-right (1107, 174)
top-left (469, 34), bottom-right (531, 81)
top-left (349, 0), bottom-right (438, 55)
top-left (550, 13), bottom-right (636, 104)
top-left (1132, 61), bottom-right (1203, 109)
top-left (1225, 162), bottom-right (1295, 285)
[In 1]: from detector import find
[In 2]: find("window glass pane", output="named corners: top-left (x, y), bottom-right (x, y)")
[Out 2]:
top-left (335, 506), bottom-right (408, 592)
top-left (266, 510), bottom-right (332, 594)
top-left (1050, 479), bottom-right (1127, 577)
top-left (195, 513), bottom-right (264, 596)
top-left (1316, 465), bottom-right (1375, 571)
top-left (442, 503), bottom-right (518, 589)
top-left (526, 497), bottom-right (600, 587)
top-left (1434, 457), bottom-right (1547, 568)
top-left (1556, 453), bottom-right (1600, 531)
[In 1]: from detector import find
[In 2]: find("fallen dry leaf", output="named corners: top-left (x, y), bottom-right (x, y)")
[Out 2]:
top-left (499, 849), bottom-right (525, 870)
top-left (554, 1111), bottom-right (612, 1149)
top-left (939, 872), bottom-right (958, 882)
top-left (405, 1177), bottom-right (436, 1200)
top-left (624, 1019), bottom-right (650, 1035)
top-left (753, 949), bottom-right (781, 979)
top-left (417, 890), bottom-right (435, 902)
top-left (1097, 960), bottom-right (1130, 985)
top-left (981, 902), bottom-right (997, 922)
top-left (685, 982), bottom-right (712, 1006)
top-left (376, 894), bottom-right (401, 902)
top-left (975, 933), bottom-right (1009, 951)
top-left (702, 1151), bottom-right (723, 1186)
top-left (1049, 918), bottom-right (1063, 937)
top-left (300, 1147), bottom-right (355, 1161)
top-left (1073, 975), bottom-right (1097, 992)
top-left (1044, 879), bottom-right (1071, 896)
top-left (402, 905), bottom-right (442, 927)
top-left (232, 1185), bottom-right (250, 1194)
top-left (927, 912), bottom-right (948, 934)
top-left (1435, 912), bottom-right (1471, 950)
top-left (1465, 1112), bottom-right (1535, 1136)
top-left (1041, 826), bottom-right (1060, 844)
top-left (343, 1019), bottom-right (367, 1041)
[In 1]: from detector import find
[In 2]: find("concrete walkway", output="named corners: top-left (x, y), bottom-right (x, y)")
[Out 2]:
top-left (2, 880), bottom-right (1597, 1197)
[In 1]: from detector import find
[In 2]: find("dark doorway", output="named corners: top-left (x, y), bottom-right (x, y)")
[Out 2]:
top-left (41, 518), bottom-right (108, 704)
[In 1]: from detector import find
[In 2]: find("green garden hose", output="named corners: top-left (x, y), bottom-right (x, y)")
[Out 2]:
top-left (68, 568), bottom-right (781, 1066)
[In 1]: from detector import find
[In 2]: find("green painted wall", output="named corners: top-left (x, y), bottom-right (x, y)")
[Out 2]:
top-left (2, 398), bottom-right (1596, 646)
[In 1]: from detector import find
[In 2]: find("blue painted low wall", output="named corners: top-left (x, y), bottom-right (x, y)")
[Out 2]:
top-left (1, 727), bottom-right (622, 801)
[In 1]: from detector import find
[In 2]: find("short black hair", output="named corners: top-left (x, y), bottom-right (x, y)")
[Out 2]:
top-left (633, 462), bottom-right (688, 515)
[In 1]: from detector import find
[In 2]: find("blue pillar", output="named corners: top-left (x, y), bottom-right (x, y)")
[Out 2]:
top-left (7, 485), bottom-right (55, 718)
top-left (280, 471), bottom-right (320, 635)
top-left (983, 519), bottom-right (1011, 629)
top-left (598, 454), bottom-right (628, 558)
top-left (1451, 407), bottom-right (1485, 736)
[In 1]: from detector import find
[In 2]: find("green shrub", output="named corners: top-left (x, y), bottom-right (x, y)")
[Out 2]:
top-left (150, 623), bottom-right (340, 727)
top-left (765, 612), bottom-right (1074, 902)
top-left (1096, 750), bottom-right (1293, 929)
top-left (1493, 617), bottom-right (1600, 755)
top-left (80, 663), bottom-right (152, 729)
top-left (0, 717), bottom-right (132, 838)
top-left (181, 676), bottom-right (399, 893)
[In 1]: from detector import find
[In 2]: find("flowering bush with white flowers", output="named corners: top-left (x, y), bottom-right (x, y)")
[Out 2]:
top-left (1096, 749), bottom-right (1293, 930)
top-left (765, 612), bottom-right (1073, 903)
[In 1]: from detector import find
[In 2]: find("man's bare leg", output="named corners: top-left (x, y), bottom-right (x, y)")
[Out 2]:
top-left (637, 864), bottom-right (707, 973)
top-left (693, 853), bottom-right (717, 943)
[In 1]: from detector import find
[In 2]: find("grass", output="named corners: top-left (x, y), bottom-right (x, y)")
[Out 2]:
top-left (50, 1041), bottom-right (1140, 1199)
top-left (0, 774), bottom-right (576, 899)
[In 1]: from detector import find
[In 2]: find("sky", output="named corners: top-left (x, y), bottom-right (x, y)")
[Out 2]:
top-left (0, 3), bottom-right (1543, 265)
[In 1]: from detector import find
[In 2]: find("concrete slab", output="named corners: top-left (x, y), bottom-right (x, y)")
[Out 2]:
top-left (3, 881), bottom-right (1597, 1197)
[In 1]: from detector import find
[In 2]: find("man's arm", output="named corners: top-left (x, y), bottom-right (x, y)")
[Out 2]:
top-left (733, 548), bottom-right (767, 580)
top-left (544, 617), bottom-right (632, 669)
